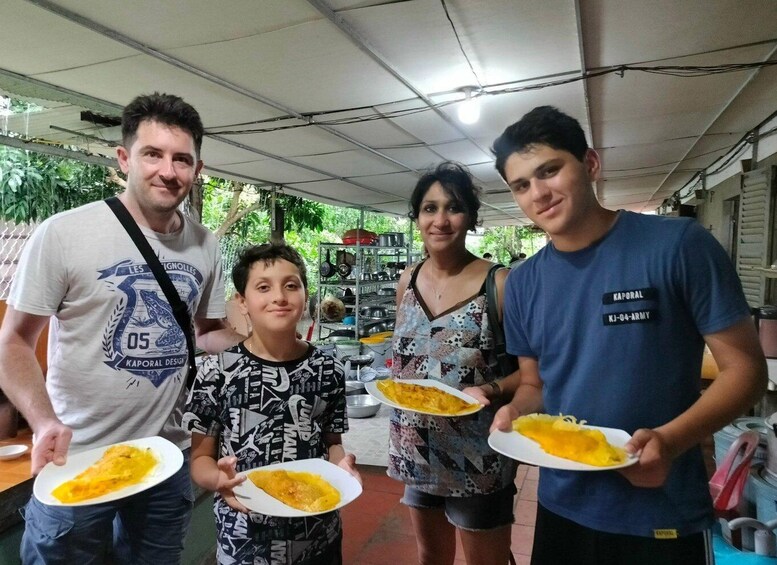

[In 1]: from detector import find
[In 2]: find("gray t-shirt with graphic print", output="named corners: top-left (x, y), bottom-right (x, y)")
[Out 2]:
top-left (8, 200), bottom-right (225, 451)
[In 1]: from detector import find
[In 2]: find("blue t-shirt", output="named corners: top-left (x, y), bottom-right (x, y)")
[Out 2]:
top-left (503, 211), bottom-right (750, 537)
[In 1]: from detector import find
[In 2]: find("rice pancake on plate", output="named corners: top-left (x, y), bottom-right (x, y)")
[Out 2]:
top-left (376, 379), bottom-right (479, 416)
top-left (51, 444), bottom-right (158, 503)
top-left (512, 414), bottom-right (628, 467)
top-left (247, 469), bottom-right (340, 513)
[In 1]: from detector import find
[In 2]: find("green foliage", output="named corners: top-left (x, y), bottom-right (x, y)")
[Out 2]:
top-left (0, 146), bottom-right (117, 222)
top-left (478, 225), bottom-right (546, 264)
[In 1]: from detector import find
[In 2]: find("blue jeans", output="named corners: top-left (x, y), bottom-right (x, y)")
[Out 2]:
top-left (21, 451), bottom-right (193, 565)
top-left (401, 483), bottom-right (517, 531)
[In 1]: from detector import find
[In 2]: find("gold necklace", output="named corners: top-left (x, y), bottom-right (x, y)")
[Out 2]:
top-left (245, 339), bottom-right (258, 356)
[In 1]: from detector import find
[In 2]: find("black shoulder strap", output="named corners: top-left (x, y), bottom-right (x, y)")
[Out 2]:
top-left (486, 263), bottom-right (517, 377)
top-left (105, 197), bottom-right (196, 389)
top-left (486, 263), bottom-right (504, 345)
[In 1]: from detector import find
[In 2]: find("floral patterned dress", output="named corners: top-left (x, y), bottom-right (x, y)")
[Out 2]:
top-left (387, 262), bottom-right (517, 496)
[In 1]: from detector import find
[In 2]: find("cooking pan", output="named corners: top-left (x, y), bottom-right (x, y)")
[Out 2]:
top-left (337, 261), bottom-right (352, 278)
top-left (328, 329), bottom-right (357, 340)
top-left (319, 249), bottom-right (335, 278)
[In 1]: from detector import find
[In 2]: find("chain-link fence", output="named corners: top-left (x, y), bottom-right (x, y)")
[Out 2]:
top-left (0, 220), bottom-right (37, 300)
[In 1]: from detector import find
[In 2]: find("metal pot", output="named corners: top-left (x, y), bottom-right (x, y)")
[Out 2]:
top-left (359, 317), bottom-right (394, 338)
top-left (360, 305), bottom-right (388, 319)
top-left (360, 320), bottom-right (388, 338)
top-left (346, 394), bottom-right (381, 418)
top-left (391, 232), bottom-right (405, 247)
top-left (378, 286), bottom-right (395, 296)
top-left (379, 233), bottom-right (397, 247)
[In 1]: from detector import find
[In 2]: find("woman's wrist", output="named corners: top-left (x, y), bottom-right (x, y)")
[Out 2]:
top-left (482, 380), bottom-right (502, 400)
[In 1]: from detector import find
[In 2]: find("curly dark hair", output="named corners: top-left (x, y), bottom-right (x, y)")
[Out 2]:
top-left (232, 243), bottom-right (308, 295)
top-left (492, 106), bottom-right (588, 181)
top-left (121, 92), bottom-right (204, 156)
top-left (408, 161), bottom-right (481, 231)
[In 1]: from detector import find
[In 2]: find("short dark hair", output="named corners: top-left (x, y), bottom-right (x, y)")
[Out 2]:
top-left (121, 92), bottom-right (204, 156)
top-left (492, 106), bottom-right (589, 180)
top-left (409, 161), bottom-right (481, 231)
top-left (232, 243), bottom-right (308, 295)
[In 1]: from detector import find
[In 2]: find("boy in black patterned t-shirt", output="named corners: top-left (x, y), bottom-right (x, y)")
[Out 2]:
top-left (183, 243), bottom-right (360, 565)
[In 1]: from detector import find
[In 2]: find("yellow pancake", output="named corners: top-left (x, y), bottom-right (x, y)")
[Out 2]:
top-left (512, 414), bottom-right (628, 467)
top-left (248, 469), bottom-right (340, 512)
top-left (377, 379), bottom-right (478, 416)
top-left (52, 444), bottom-right (158, 503)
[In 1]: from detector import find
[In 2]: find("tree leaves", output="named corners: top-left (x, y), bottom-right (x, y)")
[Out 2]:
top-left (0, 146), bottom-right (118, 223)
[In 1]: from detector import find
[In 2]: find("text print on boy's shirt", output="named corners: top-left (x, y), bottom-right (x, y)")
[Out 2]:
top-left (99, 257), bottom-right (202, 387)
top-left (602, 287), bottom-right (659, 327)
top-left (188, 347), bottom-right (346, 470)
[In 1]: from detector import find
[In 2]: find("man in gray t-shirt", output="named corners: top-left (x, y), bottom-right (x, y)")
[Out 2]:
top-left (0, 93), bottom-right (243, 564)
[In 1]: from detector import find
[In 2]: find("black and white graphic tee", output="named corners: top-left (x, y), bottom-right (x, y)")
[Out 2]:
top-left (184, 344), bottom-right (348, 565)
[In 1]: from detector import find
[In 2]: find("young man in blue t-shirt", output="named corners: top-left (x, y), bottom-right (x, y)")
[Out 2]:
top-left (490, 106), bottom-right (767, 565)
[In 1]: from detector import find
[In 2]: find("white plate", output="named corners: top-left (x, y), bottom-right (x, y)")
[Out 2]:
top-left (488, 424), bottom-right (639, 471)
top-left (233, 458), bottom-right (362, 517)
top-left (364, 378), bottom-right (482, 417)
top-left (0, 444), bottom-right (28, 461)
top-left (34, 436), bottom-right (183, 506)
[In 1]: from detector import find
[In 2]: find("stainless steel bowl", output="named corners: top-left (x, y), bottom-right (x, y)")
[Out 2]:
top-left (346, 394), bottom-right (381, 418)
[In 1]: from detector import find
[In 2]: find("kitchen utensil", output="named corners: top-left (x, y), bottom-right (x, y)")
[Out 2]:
top-left (378, 286), bottom-right (395, 296)
top-left (340, 293), bottom-right (356, 305)
top-left (378, 233), bottom-right (396, 247)
top-left (335, 340), bottom-right (361, 361)
top-left (320, 296), bottom-right (346, 322)
top-left (710, 431), bottom-right (760, 518)
top-left (342, 229), bottom-right (377, 246)
top-left (357, 368), bottom-right (379, 383)
top-left (359, 305), bottom-right (388, 319)
top-left (327, 331), bottom-right (356, 342)
top-left (360, 319), bottom-right (393, 338)
top-left (319, 249), bottom-right (335, 279)
top-left (345, 381), bottom-right (366, 395)
top-left (391, 232), bottom-right (405, 247)
top-left (755, 306), bottom-right (777, 359)
top-left (360, 336), bottom-right (391, 368)
top-left (337, 261), bottom-right (352, 278)
top-left (346, 394), bottom-right (381, 418)
top-left (0, 444), bottom-right (28, 461)
top-left (336, 249), bottom-right (356, 266)
top-left (727, 517), bottom-right (777, 556)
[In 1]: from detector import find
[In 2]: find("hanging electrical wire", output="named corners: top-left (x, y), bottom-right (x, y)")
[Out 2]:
top-left (439, 0), bottom-right (483, 88)
top-left (205, 59), bottom-right (777, 137)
